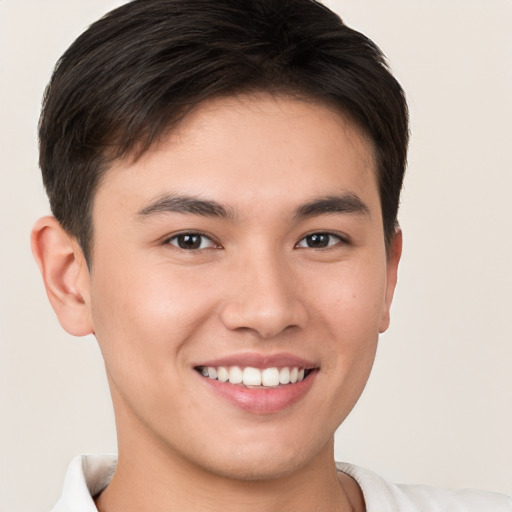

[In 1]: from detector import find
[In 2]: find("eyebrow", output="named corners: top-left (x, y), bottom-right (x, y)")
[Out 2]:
top-left (137, 192), bottom-right (370, 221)
top-left (137, 194), bottom-right (233, 219)
top-left (293, 193), bottom-right (370, 219)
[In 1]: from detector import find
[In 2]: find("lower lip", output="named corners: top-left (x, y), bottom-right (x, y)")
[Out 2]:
top-left (198, 371), bottom-right (317, 414)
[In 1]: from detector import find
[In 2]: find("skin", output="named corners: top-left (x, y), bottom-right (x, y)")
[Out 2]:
top-left (32, 93), bottom-right (401, 512)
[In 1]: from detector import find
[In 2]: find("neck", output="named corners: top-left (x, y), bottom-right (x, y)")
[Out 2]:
top-left (96, 383), bottom-right (364, 512)
top-left (96, 433), bottom-right (357, 512)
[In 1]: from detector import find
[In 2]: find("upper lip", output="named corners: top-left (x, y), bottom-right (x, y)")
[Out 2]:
top-left (193, 352), bottom-right (318, 370)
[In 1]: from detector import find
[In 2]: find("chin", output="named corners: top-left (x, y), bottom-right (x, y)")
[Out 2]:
top-left (187, 431), bottom-right (333, 482)
top-left (201, 453), bottom-right (308, 482)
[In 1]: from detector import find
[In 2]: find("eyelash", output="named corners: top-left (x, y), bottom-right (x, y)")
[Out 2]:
top-left (164, 231), bottom-right (348, 251)
top-left (165, 232), bottom-right (219, 251)
top-left (295, 232), bottom-right (347, 249)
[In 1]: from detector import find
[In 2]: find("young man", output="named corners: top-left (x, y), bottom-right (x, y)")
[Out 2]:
top-left (31, 0), bottom-right (512, 511)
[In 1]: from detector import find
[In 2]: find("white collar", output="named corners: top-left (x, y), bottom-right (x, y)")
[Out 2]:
top-left (51, 454), bottom-right (116, 512)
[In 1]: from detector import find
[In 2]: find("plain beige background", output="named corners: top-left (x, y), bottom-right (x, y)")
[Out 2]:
top-left (1, 1), bottom-right (511, 510)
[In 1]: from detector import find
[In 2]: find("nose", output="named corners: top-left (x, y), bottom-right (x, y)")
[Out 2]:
top-left (219, 251), bottom-right (308, 339)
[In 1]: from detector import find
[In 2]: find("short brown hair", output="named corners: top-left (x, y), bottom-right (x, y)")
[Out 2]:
top-left (39, 0), bottom-right (409, 264)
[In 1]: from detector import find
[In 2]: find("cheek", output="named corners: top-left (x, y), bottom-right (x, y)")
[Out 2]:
top-left (88, 258), bottom-right (215, 379)
top-left (88, 268), bottom-right (213, 426)
top-left (313, 256), bottom-right (388, 335)
top-left (311, 256), bottom-right (387, 384)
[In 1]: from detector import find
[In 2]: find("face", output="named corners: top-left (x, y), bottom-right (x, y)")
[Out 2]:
top-left (85, 94), bottom-right (399, 480)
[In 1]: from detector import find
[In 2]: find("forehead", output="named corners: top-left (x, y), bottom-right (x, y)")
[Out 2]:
top-left (96, 93), bottom-right (379, 218)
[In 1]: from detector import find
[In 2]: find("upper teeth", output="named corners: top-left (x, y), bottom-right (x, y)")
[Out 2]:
top-left (200, 366), bottom-right (306, 387)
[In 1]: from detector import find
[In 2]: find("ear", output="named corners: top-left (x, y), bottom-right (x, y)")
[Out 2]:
top-left (379, 228), bottom-right (402, 333)
top-left (31, 216), bottom-right (94, 336)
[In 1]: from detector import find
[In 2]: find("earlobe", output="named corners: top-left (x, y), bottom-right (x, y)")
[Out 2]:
top-left (379, 228), bottom-right (403, 333)
top-left (31, 216), bottom-right (94, 336)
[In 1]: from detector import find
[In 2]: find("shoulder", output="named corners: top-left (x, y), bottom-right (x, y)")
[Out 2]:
top-left (337, 462), bottom-right (512, 512)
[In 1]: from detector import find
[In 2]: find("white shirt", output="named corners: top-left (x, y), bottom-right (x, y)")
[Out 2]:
top-left (51, 455), bottom-right (512, 511)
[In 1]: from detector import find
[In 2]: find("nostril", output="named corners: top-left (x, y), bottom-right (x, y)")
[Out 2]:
top-left (219, 300), bottom-right (308, 339)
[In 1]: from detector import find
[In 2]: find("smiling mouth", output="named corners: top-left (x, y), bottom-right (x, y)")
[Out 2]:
top-left (194, 365), bottom-right (315, 388)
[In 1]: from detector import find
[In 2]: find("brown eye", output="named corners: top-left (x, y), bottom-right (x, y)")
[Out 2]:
top-left (296, 233), bottom-right (343, 249)
top-left (167, 233), bottom-right (216, 250)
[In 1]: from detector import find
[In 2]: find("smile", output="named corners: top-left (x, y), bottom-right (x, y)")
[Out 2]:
top-left (193, 354), bottom-right (319, 413)
top-left (195, 365), bottom-right (311, 387)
